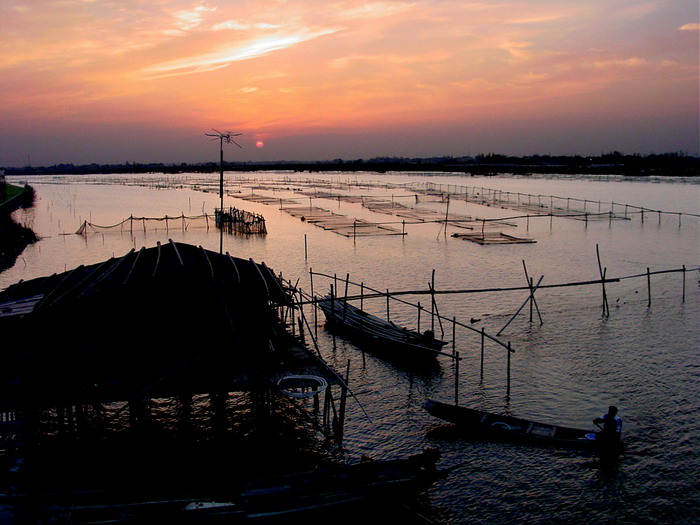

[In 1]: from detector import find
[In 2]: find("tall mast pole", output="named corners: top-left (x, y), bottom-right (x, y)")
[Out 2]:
top-left (205, 129), bottom-right (242, 253)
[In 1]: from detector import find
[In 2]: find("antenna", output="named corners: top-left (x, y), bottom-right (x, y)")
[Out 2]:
top-left (205, 129), bottom-right (242, 253)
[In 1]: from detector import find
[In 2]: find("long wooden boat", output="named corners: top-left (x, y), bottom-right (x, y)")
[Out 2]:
top-left (317, 296), bottom-right (450, 360)
top-left (41, 449), bottom-right (442, 523)
top-left (424, 399), bottom-right (622, 452)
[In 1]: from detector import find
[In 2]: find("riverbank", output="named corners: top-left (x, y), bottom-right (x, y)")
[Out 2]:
top-left (4, 152), bottom-right (699, 177)
top-left (0, 184), bottom-right (37, 272)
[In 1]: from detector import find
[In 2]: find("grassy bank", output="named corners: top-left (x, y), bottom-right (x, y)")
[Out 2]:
top-left (0, 183), bottom-right (38, 273)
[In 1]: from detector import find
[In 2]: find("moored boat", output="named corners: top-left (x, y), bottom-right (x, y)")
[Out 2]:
top-left (424, 399), bottom-right (623, 452)
top-left (40, 449), bottom-right (443, 523)
top-left (317, 296), bottom-right (451, 360)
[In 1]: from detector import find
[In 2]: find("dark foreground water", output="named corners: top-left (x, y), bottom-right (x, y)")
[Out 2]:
top-left (2, 172), bottom-right (699, 523)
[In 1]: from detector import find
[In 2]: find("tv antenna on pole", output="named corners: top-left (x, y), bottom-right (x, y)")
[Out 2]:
top-left (205, 129), bottom-right (242, 253)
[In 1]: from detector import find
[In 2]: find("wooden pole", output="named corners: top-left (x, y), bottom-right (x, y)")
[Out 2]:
top-left (480, 328), bottom-right (485, 379)
top-left (454, 351), bottom-right (460, 405)
top-left (304, 234), bottom-right (308, 261)
top-left (343, 274), bottom-right (350, 319)
top-left (336, 360), bottom-right (350, 442)
top-left (417, 302), bottom-right (421, 333)
top-left (596, 244), bottom-right (609, 316)
top-left (529, 277), bottom-right (534, 322)
top-left (647, 267), bottom-right (652, 307)
top-left (431, 269), bottom-right (436, 331)
top-left (452, 316), bottom-right (456, 356)
top-left (506, 342), bottom-right (512, 399)
top-left (444, 194), bottom-right (450, 238)
top-left (682, 265), bottom-right (686, 302)
top-left (310, 268), bottom-right (317, 339)
top-left (386, 289), bottom-right (390, 321)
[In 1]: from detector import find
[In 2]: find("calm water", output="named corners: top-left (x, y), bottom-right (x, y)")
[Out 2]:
top-left (3, 172), bottom-right (700, 523)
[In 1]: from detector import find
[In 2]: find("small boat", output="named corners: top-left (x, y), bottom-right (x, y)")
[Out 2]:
top-left (317, 296), bottom-right (450, 360)
top-left (42, 449), bottom-right (443, 522)
top-left (424, 400), bottom-right (623, 452)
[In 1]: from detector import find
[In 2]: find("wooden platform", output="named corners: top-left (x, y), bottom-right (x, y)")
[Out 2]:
top-left (451, 232), bottom-right (536, 244)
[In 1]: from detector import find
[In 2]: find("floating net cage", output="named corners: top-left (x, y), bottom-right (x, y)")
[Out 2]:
top-left (75, 209), bottom-right (266, 236)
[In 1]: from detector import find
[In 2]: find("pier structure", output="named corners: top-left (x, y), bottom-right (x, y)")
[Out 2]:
top-left (0, 242), bottom-right (350, 481)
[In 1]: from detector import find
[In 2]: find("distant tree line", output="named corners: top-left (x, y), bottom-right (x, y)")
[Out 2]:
top-left (3, 151), bottom-right (698, 177)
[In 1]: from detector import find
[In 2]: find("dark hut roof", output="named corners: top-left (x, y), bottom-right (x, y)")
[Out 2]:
top-left (0, 241), bottom-right (337, 411)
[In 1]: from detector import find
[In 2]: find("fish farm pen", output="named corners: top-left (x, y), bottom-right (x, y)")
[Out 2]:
top-left (214, 206), bottom-right (267, 234)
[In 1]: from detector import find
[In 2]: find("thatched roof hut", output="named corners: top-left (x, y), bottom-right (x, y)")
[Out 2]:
top-left (0, 241), bottom-right (337, 412)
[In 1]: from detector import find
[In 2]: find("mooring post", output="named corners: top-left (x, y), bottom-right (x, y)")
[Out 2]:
top-left (480, 328), bottom-right (485, 379)
top-left (507, 342), bottom-right (512, 398)
top-left (682, 265), bottom-right (686, 302)
top-left (343, 274), bottom-right (350, 319)
top-left (304, 234), bottom-right (308, 261)
top-left (386, 289), bottom-right (390, 321)
top-left (454, 351), bottom-right (460, 405)
top-left (452, 316), bottom-right (456, 356)
top-left (430, 270), bottom-right (436, 331)
top-left (596, 244), bottom-right (609, 316)
top-left (647, 267), bottom-right (652, 307)
top-left (417, 302), bottom-right (421, 333)
top-left (336, 360), bottom-right (350, 442)
top-left (529, 277), bottom-right (534, 322)
top-left (360, 282), bottom-right (365, 311)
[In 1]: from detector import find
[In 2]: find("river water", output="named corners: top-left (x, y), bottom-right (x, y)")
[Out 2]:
top-left (3, 171), bottom-right (699, 523)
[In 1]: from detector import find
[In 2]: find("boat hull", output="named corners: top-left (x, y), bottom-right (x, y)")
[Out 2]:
top-left (424, 400), bottom-right (622, 452)
top-left (318, 297), bottom-right (448, 361)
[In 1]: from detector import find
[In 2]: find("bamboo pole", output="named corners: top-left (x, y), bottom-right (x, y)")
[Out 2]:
top-left (343, 274), bottom-right (350, 319)
top-left (682, 265), bottom-right (686, 302)
top-left (386, 289), bottom-right (390, 321)
top-left (480, 328), bottom-right (485, 379)
top-left (497, 275), bottom-right (544, 336)
top-left (430, 270), bottom-right (436, 331)
top-left (647, 267), bottom-right (652, 307)
top-left (447, 351), bottom-right (458, 406)
top-left (596, 244), bottom-right (609, 316)
top-left (507, 342), bottom-right (512, 398)
top-left (452, 316), bottom-right (456, 356)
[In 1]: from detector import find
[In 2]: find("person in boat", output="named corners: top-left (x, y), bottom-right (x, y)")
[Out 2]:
top-left (593, 405), bottom-right (622, 441)
top-left (422, 329), bottom-right (435, 342)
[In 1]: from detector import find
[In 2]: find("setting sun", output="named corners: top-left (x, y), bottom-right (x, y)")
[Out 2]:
top-left (256, 141), bottom-right (264, 148)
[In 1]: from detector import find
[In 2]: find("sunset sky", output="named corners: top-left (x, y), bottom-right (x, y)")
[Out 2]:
top-left (1, 0), bottom-right (698, 166)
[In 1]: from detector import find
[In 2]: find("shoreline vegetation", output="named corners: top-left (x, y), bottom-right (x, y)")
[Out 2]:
top-left (0, 183), bottom-right (38, 272)
top-left (3, 151), bottom-right (698, 177)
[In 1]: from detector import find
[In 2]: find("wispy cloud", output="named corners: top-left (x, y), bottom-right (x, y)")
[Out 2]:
top-left (143, 28), bottom-right (339, 78)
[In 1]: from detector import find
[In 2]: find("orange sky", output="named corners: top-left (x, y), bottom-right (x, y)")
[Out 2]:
top-left (1, 1), bottom-right (698, 165)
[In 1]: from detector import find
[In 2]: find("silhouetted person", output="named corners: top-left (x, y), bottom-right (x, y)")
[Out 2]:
top-left (594, 405), bottom-right (622, 442)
